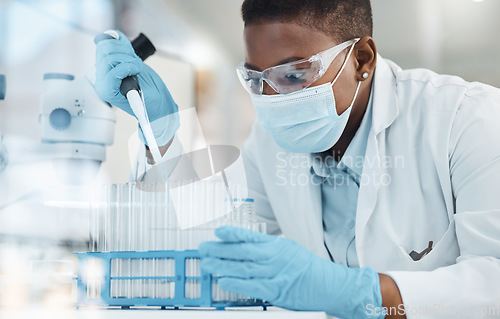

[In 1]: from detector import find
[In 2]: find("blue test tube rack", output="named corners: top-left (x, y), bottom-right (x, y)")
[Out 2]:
top-left (75, 250), bottom-right (268, 310)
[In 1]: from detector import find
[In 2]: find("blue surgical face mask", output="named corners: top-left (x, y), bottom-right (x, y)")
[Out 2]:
top-left (250, 43), bottom-right (361, 153)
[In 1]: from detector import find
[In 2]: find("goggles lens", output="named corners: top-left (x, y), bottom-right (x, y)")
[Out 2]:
top-left (237, 38), bottom-right (359, 95)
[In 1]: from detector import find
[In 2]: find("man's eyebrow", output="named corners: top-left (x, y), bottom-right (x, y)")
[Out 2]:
top-left (244, 56), bottom-right (305, 71)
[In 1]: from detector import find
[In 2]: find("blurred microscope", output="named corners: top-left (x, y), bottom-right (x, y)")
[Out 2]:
top-left (0, 33), bottom-right (157, 217)
top-left (0, 47), bottom-right (117, 309)
top-left (38, 72), bottom-right (115, 185)
top-left (0, 34), bottom-right (154, 311)
top-left (0, 68), bottom-right (118, 243)
top-left (0, 75), bottom-right (7, 176)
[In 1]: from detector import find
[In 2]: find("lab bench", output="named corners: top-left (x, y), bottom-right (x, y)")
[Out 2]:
top-left (0, 308), bottom-right (330, 319)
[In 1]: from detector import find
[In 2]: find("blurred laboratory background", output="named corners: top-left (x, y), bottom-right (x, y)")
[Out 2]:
top-left (0, 0), bottom-right (499, 313)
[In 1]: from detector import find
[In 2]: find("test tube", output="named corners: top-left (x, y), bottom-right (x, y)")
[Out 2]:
top-left (153, 185), bottom-right (161, 299)
top-left (87, 181), bottom-right (266, 305)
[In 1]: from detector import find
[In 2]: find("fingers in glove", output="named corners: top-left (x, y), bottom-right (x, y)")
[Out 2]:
top-left (217, 277), bottom-right (277, 303)
top-left (198, 241), bottom-right (276, 261)
top-left (96, 40), bottom-right (137, 63)
top-left (201, 257), bottom-right (274, 279)
top-left (95, 62), bottom-right (141, 107)
top-left (215, 226), bottom-right (274, 243)
top-left (96, 54), bottom-right (141, 80)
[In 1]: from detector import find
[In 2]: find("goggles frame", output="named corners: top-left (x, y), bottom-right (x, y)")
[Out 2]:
top-left (237, 38), bottom-right (360, 95)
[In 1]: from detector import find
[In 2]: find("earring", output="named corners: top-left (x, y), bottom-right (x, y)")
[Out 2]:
top-left (362, 72), bottom-right (369, 79)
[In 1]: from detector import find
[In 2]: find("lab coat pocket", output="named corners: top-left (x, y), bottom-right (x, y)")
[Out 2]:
top-left (395, 220), bottom-right (460, 271)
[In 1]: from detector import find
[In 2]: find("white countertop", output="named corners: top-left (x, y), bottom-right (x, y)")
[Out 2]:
top-left (0, 307), bottom-right (330, 319)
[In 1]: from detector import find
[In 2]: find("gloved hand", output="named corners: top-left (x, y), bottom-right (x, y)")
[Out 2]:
top-left (199, 226), bottom-right (384, 319)
top-left (95, 30), bottom-right (179, 147)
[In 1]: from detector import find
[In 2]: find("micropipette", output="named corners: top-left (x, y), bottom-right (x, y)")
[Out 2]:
top-left (94, 30), bottom-right (162, 164)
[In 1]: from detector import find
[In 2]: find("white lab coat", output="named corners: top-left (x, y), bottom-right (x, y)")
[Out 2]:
top-left (241, 56), bottom-right (500, 318)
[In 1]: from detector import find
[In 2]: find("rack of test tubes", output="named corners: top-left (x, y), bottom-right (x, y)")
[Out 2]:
top-left (75, 181), bottom-right (268, 309)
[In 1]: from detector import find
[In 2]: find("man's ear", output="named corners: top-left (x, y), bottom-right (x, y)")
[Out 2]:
top-left (355, 36), bottom-right (377, 81)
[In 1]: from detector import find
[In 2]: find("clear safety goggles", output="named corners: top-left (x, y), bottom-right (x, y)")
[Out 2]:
top-left (236, 38), bottom-right (360, 95)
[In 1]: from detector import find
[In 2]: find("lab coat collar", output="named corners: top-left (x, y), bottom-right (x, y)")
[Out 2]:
top-left (354, 56), bottom-right (400, 265)
top-left (371, 54), bottom-right (400, 135)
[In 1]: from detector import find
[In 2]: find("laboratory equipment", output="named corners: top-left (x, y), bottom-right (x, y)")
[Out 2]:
top-left (94, 31), bottom-right (163, 164)
top-left (76, 181), bottom-right (267, 309)
top-left (0, 133), bottom-right (7, 175)
top-left (0, 74), bottom-right (5, 100)
top-left (75, 250), bottom-right (267, 309)
top-left (0, 76), bottom-right (6, 174)
top-left (39, 73), bottom-right (116, 165)
top-left (38, 33), bottom-right (156, 184)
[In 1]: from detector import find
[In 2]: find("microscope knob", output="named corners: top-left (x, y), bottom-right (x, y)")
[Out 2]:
top-left (49, 108), bottom-right (71, 130)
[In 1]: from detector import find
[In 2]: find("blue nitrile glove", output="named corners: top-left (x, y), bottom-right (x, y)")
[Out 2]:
top-left (199, 226), bottom-right (384, 319)
top-left (95, 30), bottom-right (179, 147)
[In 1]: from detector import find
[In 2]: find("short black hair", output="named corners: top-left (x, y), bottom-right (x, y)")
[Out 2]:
top-left (241, 0), bottom-right (373, 43)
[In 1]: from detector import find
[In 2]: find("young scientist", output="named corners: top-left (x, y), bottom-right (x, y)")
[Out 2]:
top-left (95, 0), bottom-right (500, 318)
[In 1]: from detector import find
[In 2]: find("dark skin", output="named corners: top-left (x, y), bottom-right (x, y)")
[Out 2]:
top-left (244, 22), bottom-right (406, 318)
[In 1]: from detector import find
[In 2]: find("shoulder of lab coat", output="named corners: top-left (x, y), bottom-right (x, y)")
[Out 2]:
top-left (383, 59), bottom-right (500, 318)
